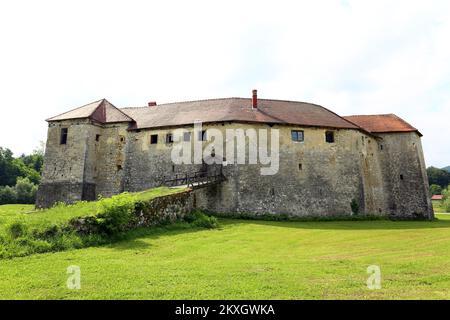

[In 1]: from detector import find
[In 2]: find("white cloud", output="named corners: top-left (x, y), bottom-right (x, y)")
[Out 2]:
top-left (0, 0), bottom-right (449, 166)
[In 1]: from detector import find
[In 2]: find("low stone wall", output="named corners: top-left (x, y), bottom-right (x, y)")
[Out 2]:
top-left (134, 190), bottom-right (194, 227)
top-left (69, 189), bottom-right (194, 234)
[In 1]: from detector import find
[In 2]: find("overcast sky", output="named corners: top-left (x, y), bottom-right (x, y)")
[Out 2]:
top-left (0, 0), bottom-right (449, 167)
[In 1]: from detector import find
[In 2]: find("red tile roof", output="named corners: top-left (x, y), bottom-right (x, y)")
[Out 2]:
top-left (343, 114), bottom-right (421, 136)
top-left (46, 98), bottom-right (421, 138)
top-left (47, 99), bottom-right (133, 123)
top-left (121, 98), bottom-right (359, 130)
top-left (431, 195), bottom-right (443, 200)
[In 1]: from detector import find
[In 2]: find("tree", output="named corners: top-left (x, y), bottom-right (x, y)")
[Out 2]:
top-left (443, 187), bottom-right (450, 212)
top-left (0, 146), bottom-right (42, 187)
top-left (20, 142), bottom-right (44, 174)
top-left (429, 184), bottom-right (443, 196)
top-left (0, 147), bottom-right (20, 186)
top-left (0, 186), bottom-right (17, 205)
top-left (15, 177), bottom-right (38, 204)
top-left (427, 167), bottom-right (450, 189)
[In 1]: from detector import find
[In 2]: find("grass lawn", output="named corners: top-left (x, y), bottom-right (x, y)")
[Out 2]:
top-left (0, 187), bottom-right (186, 235)
top-left (1, 208), bottom-right (450, 299)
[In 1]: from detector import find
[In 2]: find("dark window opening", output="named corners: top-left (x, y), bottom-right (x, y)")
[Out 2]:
top-left (269, 188), bottom-right (275, 196)
top-left (198, 130), bottom-right (207, 141)
top-left (119, 136), bottom-right (125, 143)
top-left (183, 132), bottom-right (191, 142)
top-left (172, 164), bottom-right (175, 172)
top-left (150, 134), bottom-right (158, 144)
top-left (298, 163), bottom-right (303, 170)
top-left (95, 134), bottom-right (100, 142)
top-left (60, 128), bottom-right (68, 145)
top-left (291, 130), bottom-right (304, 142)
top-left (400, 174), bottom-right (404, 180)
top-left (117, 165), bottom-right (123, 171)
top-left (380, 145), bottom-right (383, 150)
top-left (325, 131), bottom-right (335, 143)
top-left (166, 133), bottom-right (174, 144)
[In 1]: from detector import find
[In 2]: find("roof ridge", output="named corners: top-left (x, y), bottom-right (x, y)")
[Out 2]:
top-left (344, 113), bottom-right (396, 117)
top-left (122, 97), bottom-right (336, 109)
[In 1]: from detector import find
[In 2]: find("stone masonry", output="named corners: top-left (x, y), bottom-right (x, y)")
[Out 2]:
top-left (36, 95), bottom-right (434, 220)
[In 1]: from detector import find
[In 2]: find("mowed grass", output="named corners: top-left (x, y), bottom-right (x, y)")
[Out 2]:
top-left (0, 187), bottom-right (186, 235)
top-left (1, 210), bottom-right (450, 299)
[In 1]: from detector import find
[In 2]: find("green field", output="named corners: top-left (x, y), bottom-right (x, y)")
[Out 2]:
top-left (0, 201), bottom-right (449, 299)
top-left (0, 187), bottom-right (185, 235)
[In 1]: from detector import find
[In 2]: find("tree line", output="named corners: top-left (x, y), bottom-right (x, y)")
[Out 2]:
top-left (427, 166), bottom-right (450, 196)
top-left (0, 145), bottom-right (44, 205)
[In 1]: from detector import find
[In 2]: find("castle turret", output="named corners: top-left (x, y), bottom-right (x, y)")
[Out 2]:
top-left (36, 99), bottom-right (134, 208)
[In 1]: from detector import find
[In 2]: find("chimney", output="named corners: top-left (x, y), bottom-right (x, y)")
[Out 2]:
top-left (252, 89), bottom-right (257, 109)
top-left (148, 101), bottom-right (157, 107)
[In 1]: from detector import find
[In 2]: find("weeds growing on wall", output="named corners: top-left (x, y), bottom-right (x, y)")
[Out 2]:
top-left (0, 191), bottom-right (218, 259)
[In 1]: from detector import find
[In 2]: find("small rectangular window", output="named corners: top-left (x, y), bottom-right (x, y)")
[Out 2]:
top-left (298, 163), bottom-right (303, 170)
top-left (166, 133), bottom-right (174, 144)
top-left (95, 134), bottom-right (100, 142)
top-left (183, 132), bottom-right (191, 142)
top-left (198, 130), bottom-right (207, 141)
top-left (291, 130), bottom-right (304, 142)
top-left (60, 128), bottom-right (68, 145)
top-left (150, 134), bottom-right (158, 144)
top-left (325, 131), bottom-right (335, 143)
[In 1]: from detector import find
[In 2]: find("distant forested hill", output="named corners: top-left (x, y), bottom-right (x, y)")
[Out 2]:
top-left (443, 166), bottom-right (450, 173)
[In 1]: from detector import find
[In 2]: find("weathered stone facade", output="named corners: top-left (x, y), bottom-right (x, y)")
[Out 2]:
top-left (36, 97), bottom-right (433, 220)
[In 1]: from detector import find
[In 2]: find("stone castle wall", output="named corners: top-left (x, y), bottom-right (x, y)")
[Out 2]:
top-left (36, 119), bottom-right (433, 220)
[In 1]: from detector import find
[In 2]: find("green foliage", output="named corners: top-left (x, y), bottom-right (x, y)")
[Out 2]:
top-left (95, 193), bottom-right (138, 235)
top-left (184, 210), bottom-right (219, 229)
top-left (350, 199), bottom-right (359, 215)
top-left (0, 186), bottom-right (17, 204)
top-left (443, 187), bottom-right (450, 212)
top-left (429, 184), bottom-right (443, 196)
top-left (427, 166), bottom-right (450, 189)
top-left (0, 177), bottom-right (38, 205)
top-left (0, 146), bottom-right (43, 187)
top-left (15, 177), bottom-right (38, 204)
top-left (6, 221), bottom-right (28, 239)
top-left (0, 187), bottom-right (217, 259)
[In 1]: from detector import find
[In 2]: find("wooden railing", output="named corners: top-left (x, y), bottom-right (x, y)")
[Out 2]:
top-left (163, 170), bottom-right (224, 189)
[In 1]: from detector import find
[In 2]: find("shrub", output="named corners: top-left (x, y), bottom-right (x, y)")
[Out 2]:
top-left (0, 186), bottom-right (17, 204)
top-left (351, 199), bottom-right (359, 215)
top-left (429, 184), bottom-right (443, 196)
top-left (15, 177), bottom-right (38, 204)
top-left (95, 193), bottom-right (137, 235)
top-left (185, 210), bottom-right (219, 229)
top-left (6, 221), bottom-right (28, 239)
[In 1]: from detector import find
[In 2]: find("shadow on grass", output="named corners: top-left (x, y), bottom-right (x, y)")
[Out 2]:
top-left (106, 223), bottom-right (215, 251)
top-left (216, 216), bottom-right (450, 231)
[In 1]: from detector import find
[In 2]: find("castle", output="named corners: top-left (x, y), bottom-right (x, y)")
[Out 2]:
top-left (36, 90), bottom-right (433, 220)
